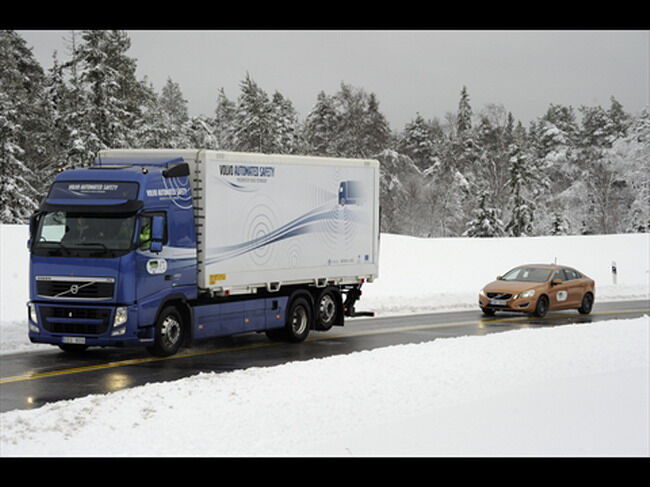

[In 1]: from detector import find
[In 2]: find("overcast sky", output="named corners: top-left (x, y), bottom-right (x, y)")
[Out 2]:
top-left (17, 30), bottom-right (650, 131)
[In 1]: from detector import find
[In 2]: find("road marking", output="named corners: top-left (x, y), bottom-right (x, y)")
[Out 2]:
top-left (1, 309), bottom-right (648, 385)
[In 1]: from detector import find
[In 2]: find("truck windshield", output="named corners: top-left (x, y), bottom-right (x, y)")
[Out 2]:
top-left (33, 211), bottom-right (136, 256)
top-left (501, 267), bottom-right (552, 282)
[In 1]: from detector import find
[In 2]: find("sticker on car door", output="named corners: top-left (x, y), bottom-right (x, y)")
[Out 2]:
top-left (556, 290), bottom-right (568, 302)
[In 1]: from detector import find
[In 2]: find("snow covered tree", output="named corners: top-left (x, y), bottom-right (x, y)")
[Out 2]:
top-left (214, 88), bottom-right (236, 150)
top-left (463, 190), bottom-right (505, 238)
top-left (268, 90), bottom-right (299, 154)
top-left (233, 73), bottom-right (272, 153)
top-left (456, 85), bottom-right (472, 136)
top-left (0, 89), bottom-right (39, 222)
top-left (397, 113), bottom-right (438, 171)
top-left (303, 91), bottom-right (338, 156)
top-left (0, 30), bottom-right (51, 196)
top-left (505, 145), bottom-right (536, 237)
top-left (75, 30), bottom-right (150, 151)
top-left (549, 209), bottom-right (570, 236)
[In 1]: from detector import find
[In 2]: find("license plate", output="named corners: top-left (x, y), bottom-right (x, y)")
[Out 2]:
top-left (490, 299), bottom-right (508, 306)
top-left (62, 336), bottom-right (86, 345)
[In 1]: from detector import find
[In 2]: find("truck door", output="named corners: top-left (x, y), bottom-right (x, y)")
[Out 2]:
top-left (135, 212), bottom-right (172, 324)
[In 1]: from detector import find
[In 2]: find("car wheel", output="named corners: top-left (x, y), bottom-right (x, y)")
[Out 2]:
top-left (578, 293), bottom-right (594, 315)
top-left (481, 307), bottom-right (496, 316)
top-left (532, 295), bottom-right (549, 318)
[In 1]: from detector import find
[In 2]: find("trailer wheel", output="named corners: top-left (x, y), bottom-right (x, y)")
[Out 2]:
top-left (147, 306), bottom-right (185, 357)
top-left (315, 287), bottom-right (341, 331)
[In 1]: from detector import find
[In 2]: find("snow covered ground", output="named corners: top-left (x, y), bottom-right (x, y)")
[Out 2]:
top-left (1, 317), bottom-right (648, 457)
top-left (0, 224), bottom-right (649, 456)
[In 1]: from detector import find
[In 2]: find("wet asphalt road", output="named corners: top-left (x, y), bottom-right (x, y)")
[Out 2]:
top-left (1, 299), bottom-right (648, 413)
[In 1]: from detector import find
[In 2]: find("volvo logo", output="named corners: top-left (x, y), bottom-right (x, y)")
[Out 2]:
top-left (69, 284), bottom-right (80, 295)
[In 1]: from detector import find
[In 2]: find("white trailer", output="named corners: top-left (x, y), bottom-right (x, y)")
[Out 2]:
top-left (98, 148), bottom-right (380, 296)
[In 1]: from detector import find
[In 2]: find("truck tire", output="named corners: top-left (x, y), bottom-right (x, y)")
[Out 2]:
top-left (285, 296), bottom-right (312, 342)
top-left (314, 287), bottom-right (341, 331)
top-left (147, 306), bottom-right (185, 357)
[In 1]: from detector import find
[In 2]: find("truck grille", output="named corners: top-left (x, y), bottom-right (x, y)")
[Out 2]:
top-left (36, 276), bottom-right (115, 300)
top-left (40, 306), bottom-right (111, 335)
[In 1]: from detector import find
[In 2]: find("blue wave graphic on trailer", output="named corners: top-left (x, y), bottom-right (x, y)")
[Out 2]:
top-left (205, 203), bottom-right (340, 265)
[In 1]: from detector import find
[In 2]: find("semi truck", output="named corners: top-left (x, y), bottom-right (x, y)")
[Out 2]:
top-left (27, 150), bottom-right (380, 357)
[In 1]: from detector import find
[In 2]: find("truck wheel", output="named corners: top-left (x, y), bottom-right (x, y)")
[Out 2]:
top-left (315, 287), bottom-right (340, 331)
top-left (286, 296), bottom-right (312, 342)
top-left (578, 293), bottom-right (594, 314)
top-left (147, 306), bottom-right (185, 357)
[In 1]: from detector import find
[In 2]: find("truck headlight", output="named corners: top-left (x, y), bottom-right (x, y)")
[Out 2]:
top-left (520, 289), bottom-right (536, 299)
top-left (113, 306), bottom-right (128, 327)
top-left (28, 302), bottom-right (38, 324)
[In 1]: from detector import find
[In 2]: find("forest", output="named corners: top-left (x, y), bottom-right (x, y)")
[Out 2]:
top-left (1, 30), bottom-right (648, 237)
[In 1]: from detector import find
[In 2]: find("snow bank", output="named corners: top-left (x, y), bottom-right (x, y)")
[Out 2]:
top-left (1, 316), bottom-right (647, 457)
top-left (1, 224), bottom-right (648, 354)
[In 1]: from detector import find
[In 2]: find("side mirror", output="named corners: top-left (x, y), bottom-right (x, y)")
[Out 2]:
top-left (27, 211), bottom-right (42, 248)
top-left (496, 275), bottom-right (503, 280)
top-left (150, 215), bottom-right (165, 253)
top-left (551, 278), bottom-right (563, 286)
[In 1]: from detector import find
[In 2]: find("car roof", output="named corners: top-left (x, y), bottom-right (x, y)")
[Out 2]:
top-left (518, 264), bottom-right (578, 271)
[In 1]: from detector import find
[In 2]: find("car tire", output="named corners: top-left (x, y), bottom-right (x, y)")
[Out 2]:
top-left (578, 292), bottom-right (594, 315)
top-left (532, 295), bottom-right (549, 318)
top-left (481, 307), bottom-right (496, 316)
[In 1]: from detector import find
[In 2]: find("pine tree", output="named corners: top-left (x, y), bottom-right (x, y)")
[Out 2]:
top-left (233, 73), bottom-right (272, 152)
top-left (303, 91), bottom-right (338, 156)
top-left (463, 190), bottom-right (505, 237)
top-left (398, 113), bottom-right (437, 171)
top-left (550, 208), bottom-right (570, 235)
top-left (362, 92), bottom-right (390, 156)
top-left (268, 90), bottom-right (299, 154)
top-left (76, 30), bottom-right (149, 151)
top-left (0, 89), bottom-right (39, 222)
top-left (505, 145), bottom-right (536, 236)
top-left (214, 88), bottom-right (236, 150)
top-left (456, 86), bottom-right (472, 136)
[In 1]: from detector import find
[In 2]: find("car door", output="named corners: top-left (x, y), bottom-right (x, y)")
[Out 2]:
top-left (563, 268), bottom-right (585, 307)
top-left (550, 269), bottom-right (572, 310)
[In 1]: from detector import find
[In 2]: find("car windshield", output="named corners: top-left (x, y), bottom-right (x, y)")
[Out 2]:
top-left (34, 211), bottom-right (136, 252)
top-left (501, 267), bottom-right (552, 282)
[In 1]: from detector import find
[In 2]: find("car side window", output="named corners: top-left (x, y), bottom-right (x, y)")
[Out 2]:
top-left (561, 269), bottom-right (573, 281)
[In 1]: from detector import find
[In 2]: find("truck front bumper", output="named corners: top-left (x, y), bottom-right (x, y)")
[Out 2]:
top-left (27, 302), bottom-right (154, 348)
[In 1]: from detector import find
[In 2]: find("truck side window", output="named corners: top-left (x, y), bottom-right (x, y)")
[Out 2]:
top-left (139, 213), bottom-right (167, 249)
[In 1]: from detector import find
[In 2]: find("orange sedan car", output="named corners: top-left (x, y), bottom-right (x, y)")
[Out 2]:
top-left (478, 264), bottom-right (595, 318)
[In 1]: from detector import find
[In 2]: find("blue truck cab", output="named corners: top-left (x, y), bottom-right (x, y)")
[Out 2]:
top-left (27, 156), bottom-right (206, 355)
